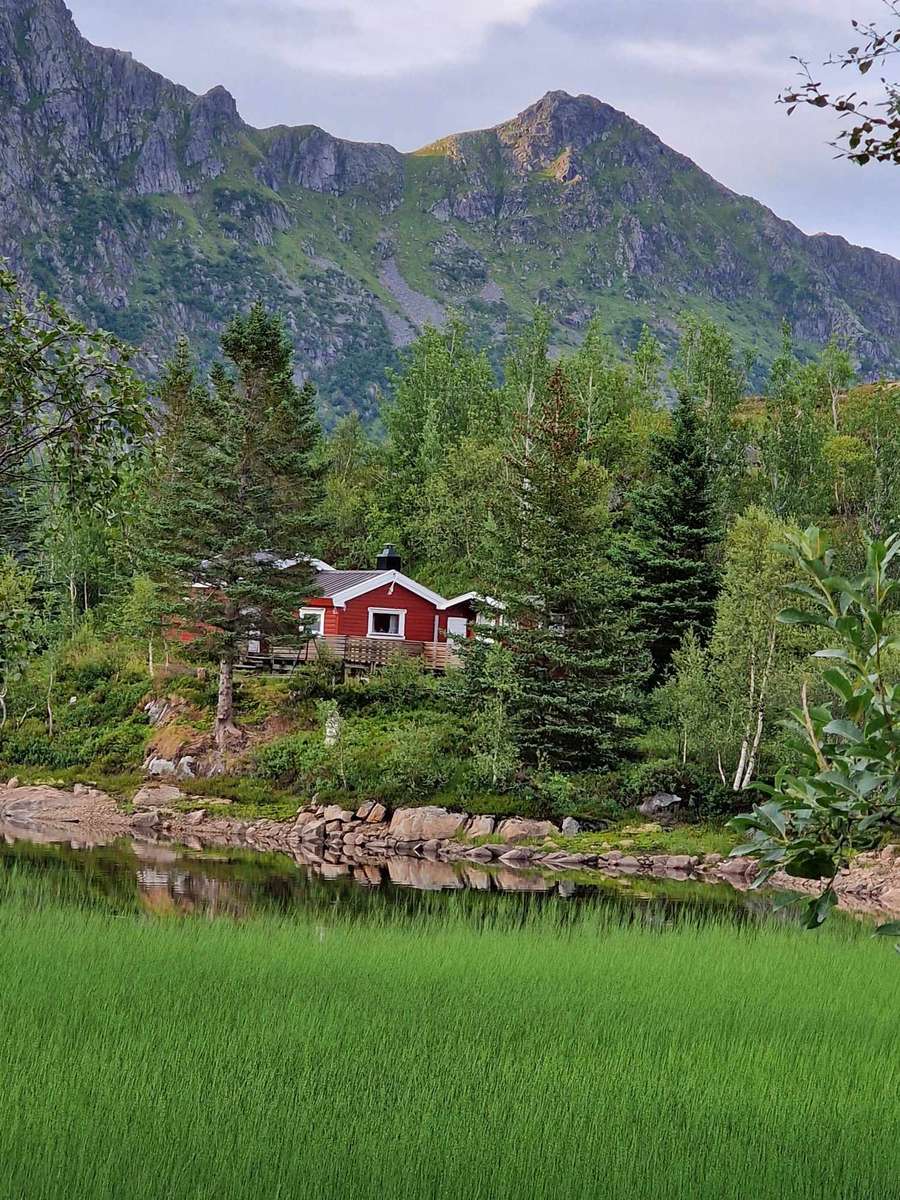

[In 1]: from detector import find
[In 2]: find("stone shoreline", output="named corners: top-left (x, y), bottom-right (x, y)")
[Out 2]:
top-left (4, 783), bottom-right (900, 915)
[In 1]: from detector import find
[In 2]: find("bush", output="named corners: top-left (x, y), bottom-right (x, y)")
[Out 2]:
top-left (336, 657), bottom-right (444, 714)
top-left (621, 759), bottom-right (736, 820)
top-left (253, 732), bottom-right (335, 791)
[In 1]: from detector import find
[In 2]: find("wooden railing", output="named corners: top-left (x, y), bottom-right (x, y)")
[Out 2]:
top-left (238, 636), bottom-right (461, 674)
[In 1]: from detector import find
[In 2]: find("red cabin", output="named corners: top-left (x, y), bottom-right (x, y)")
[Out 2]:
top-left (244, 546), bottom-right (481, 674)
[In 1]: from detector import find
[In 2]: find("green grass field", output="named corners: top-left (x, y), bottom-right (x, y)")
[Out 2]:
top-left (1, 867), bottom-right (898, 1200)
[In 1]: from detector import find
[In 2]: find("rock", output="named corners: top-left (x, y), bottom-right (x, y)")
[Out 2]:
top-left (176, 756), bottom-right (197, 779)
top-left (616, 855), bottom-right (639, 872)
top-left (496, 818), bottom-right (558, 843)
top-left (322, 804), bottom-right (353, 823)
top-left (300, 818), bottom-right (327, 840)
top-left (719, 856), bottom-right (753, 876)
top-left (499, 847), bottom-right (533, 864)
top-left (464, 847), bottom-right (494, 862)
top-left (665, 854), bottom-right (695, 872)
top-left (366, 803), bottom-right (387, 824)
top-left (130, 808), bottom-right (161, 830)
top-left (184, 809), bottom-right (207, 826)
top-left (561, 817), bottom-right (581, 836)
top-left (466, 815), bottom-right (495, 838)
top-left (133, 783), bottom-right (183, 809)
top-left (638, 792), bottom-right (684, 820)
top-left (703, 852), bottom-right (724, 866)
top-left (355, 801), bottom-right (374, 820)
top-left (72, 783), bottom-right (87, 795)
top-left (5, 777), bottom-right (19, 789)
top-left (146, 757), bottom-right (176, 777)
top-left (388, 806), bottom-right (468, 842)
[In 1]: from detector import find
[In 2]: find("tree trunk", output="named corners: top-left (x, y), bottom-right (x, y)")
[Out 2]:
top-left (215, 655), bottom-right (238, 750)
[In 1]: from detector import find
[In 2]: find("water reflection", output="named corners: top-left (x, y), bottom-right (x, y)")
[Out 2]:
top-left (0, 821), bottom-right (784, 929)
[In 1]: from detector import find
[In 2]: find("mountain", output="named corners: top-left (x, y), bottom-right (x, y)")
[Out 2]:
top-left (3, 0), bottom-right (900, 420)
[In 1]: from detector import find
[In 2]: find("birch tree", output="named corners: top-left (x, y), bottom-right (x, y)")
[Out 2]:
top-left (707, 507), bottom-right (804, 791)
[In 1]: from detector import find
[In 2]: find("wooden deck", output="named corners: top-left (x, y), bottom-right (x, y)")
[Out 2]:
top-left (237, 635), bottom-right (461, 675)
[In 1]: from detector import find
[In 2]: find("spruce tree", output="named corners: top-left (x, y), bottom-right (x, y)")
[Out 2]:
top-left (628, 396), bottom-right (718, 685)
top-left (481, 365), bottom-right (646, 771)
top-left (145, 304), bottom-right (323, 756)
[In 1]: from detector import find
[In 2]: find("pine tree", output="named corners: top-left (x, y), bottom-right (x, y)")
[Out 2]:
top-left (628, 396), bottom-right (718, 685)
top-left (481, 365), bottom-right (646, 771)
top-left (145, 304), bottom-right (323, 756)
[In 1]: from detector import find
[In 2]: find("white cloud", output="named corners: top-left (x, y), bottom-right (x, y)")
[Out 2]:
top-left (237, 0), bottom-right (546, 77)
top-left (612, 35), bottom-right (784, 80)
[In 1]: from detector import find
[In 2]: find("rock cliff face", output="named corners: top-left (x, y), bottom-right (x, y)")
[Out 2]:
top-left (2, 0), bottom-right (899, 419)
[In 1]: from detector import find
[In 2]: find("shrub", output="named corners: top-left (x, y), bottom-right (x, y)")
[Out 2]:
top-left (253, 732), bottom-right (335, 791)
top-left (621, 759), bottom-right (736, 820)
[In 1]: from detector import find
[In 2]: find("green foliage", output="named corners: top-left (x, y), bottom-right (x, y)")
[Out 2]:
top-left (628, 396), bottom-right (718, 683)
top-left (0, 265), bottom-right (147, 509)
top-left (732, 526), bottom-right (900, 928)
top-left (143, 304), bottom-right (325, 740)
top-left (477, 361), bottom-right (647, 770)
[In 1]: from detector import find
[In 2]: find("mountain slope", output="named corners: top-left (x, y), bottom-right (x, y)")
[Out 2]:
top-left (2, 0), bottom-right (899, 419)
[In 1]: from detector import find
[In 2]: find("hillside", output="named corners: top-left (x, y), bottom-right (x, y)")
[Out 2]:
top-left (2, 0), bottom-right (900, 419)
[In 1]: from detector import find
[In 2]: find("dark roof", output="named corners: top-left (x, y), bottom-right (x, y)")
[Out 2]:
top-left (312, 569), bottom-right (384, 598)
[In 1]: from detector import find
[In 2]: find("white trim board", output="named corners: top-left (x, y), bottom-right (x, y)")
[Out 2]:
top-left (330, 570), bottom-right (447, 610)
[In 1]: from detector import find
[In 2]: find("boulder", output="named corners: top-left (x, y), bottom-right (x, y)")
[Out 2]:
top-left (638, 792), bottom-right (684, 820)
top-left (665, 854), bottom-right (695, 872)
top-left (388, 806), bottom-right (467, 842)
top-left (366, 802), bottom-right (387, 824)
top-left (499, 847), bottom-right (533, 864)
top-left (355, 801), bottom-right (375, 820)
top-left (133, 783), bottom-right (183, 809)
top-left (130, 808), bottom-right (162, 830)
top-left (146, 757), bottom-right (176, 777)
top-left (467, 815), bottom-right (495, 838)
top-left (5, 777), bottom-right (19, 789)
top-left (176, 756), bottom-right (197, 779)
top-left (561, 817), bottom-right (581, 836)
top-left (496, 818), bottom-right (558, 843)
top-left (323, 804), bottom-right (354, 823)
top-left (184, 809), bottom-right (207, 826)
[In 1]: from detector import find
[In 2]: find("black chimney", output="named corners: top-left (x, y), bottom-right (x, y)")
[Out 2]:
top-left (376, 544), bottom-right (402, 571)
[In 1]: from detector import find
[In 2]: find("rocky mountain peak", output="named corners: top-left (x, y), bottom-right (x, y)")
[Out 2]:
top-left (495, 90), bottom-right (621, 174)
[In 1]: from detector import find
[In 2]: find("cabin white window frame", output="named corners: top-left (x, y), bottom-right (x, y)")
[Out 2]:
top-left (299, 607), bottom-right (326, 636)
top-left (367, 607), bottom-right (406, 639)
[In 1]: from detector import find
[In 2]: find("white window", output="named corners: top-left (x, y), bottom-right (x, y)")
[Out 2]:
top-left (367, 608), bottom-right (406, 638)
top-left (299, 607), bottom-right (325, 636)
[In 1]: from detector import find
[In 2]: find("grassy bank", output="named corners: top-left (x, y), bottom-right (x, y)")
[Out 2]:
top-left (0, 870), bottom-right (897, 1200)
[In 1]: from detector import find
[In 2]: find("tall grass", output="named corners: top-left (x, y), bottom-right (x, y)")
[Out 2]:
top-left (0, 867), bottom-right (897, 1200)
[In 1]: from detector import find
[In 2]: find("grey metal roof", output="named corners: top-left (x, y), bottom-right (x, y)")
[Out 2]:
top-left (312, 569), bottom-right (385, 598)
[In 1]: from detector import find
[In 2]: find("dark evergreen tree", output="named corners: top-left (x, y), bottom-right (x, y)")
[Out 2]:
top-left (480, 365), bottom-right (647, 771)
top-left (628, 396), bottom-right (718, 684)
top-left (145, 303), bottom-right (323, 755)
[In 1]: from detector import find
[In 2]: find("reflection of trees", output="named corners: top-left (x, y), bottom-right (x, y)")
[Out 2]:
top-left (1, 836), bottom-right (800, 932)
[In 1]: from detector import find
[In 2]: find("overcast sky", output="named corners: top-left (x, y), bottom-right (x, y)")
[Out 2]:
top-left (67, 0), bottom-right (900, 258)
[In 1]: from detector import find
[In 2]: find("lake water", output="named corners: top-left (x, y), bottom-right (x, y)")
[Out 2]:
top-left (0, 826), bottom-right (789, 928)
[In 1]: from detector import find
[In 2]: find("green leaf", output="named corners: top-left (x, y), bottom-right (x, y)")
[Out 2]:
top-left (874, 921), bottom-right (900, 936)
top-left (785, 849), bottom-right (836, 880)
top-left (804, 888), bottom-right (837, 929)
top-left (778, 608), bottom-right (828, 627)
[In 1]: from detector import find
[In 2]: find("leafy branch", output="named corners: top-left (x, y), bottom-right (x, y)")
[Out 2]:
top-left (730, 527), bottom-right (900, 927)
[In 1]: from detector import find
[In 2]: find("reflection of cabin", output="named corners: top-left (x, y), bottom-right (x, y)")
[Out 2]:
top-left (242, 546), bottom-right (479, 676)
